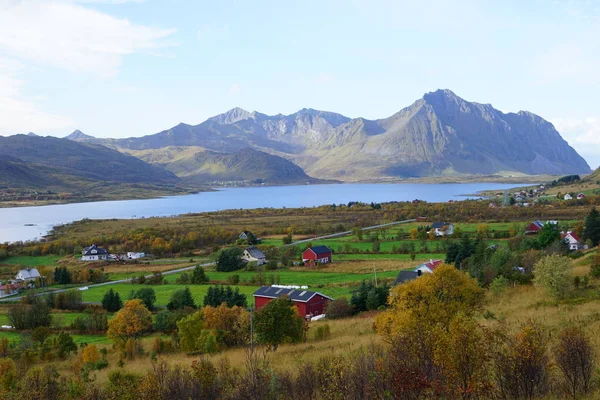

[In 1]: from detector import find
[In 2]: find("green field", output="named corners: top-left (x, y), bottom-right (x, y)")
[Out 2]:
top-left (0, 330), bottom-right (112, 345)
top-left (164, 269), bottom-right (401, 287)
top-left (0, 312), bottom-right (89, 327)
top-left (1, 255), bottom-right (63, 266)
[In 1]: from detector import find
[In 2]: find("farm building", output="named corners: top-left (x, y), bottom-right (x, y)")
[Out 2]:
top-left (414, 259), bottom-right (443, 274)
top-left (253, 286), bottom-right (333, 318)
top-left (428, 222), bottom-right (454, 237)
top-left (302, 246), bottom-right (332, 265)
top-left (392, 270), bottom-right (419, 286)
top-left (525, 220), bottom-right (545, 234)
top-left (241, 246), bottom-right (267, 265)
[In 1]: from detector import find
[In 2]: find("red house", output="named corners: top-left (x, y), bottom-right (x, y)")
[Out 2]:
top-left (302, 245), bottom-right (332, 265)
top-left (253, 286), bottom-right (333, 318)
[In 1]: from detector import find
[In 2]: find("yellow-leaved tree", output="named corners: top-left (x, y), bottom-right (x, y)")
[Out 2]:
top-left (81, 344), bottom-right (100, 365)
top-left (107, 299), bottom-right (152, 346)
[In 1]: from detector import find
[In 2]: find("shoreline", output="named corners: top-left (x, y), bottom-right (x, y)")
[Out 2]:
top-left (0, 175), bottom-right (554, 209)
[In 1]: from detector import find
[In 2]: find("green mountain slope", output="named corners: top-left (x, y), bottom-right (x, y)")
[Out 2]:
top-left (0, 135), bottom-right (178, 184)
top-left (130, 147), bottom-right (320, 184)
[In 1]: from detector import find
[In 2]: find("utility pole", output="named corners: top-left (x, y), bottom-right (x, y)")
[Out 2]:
top-left (374, 266), bottom-right (378, 287)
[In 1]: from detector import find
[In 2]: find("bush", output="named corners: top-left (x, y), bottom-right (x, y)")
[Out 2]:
top-left (489, 275), bottom-right (510, 295)
top-left (555, 326), bottom-right (596, 398)
top-left (533, 255), bottom-right (572, 299)
top-left (166, 287), bottom-right (196, 311)
top-left (313, 324), bottom-right (331, 341)
top-left (227, 274), bottom-right (240, 285)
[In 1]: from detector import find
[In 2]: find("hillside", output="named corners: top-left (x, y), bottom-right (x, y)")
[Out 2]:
top-left (0, 135), bottom-right (178, 185)
top-left (129, 147), bottom-right (321, 184)
top-left (71, 90), bottom-right (591, 181)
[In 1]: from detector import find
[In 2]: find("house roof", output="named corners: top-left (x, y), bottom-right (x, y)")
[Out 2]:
top-left (253, 286), bottom-right (333, 302)
top-left (529, 220), bottom-right (544, 229)
top-left (417, 260), bottom-right (443, 272)
top-left (16, 268), bottom-right (40, 279)
top-left (83, 245), bottom-right (108, 256)
top-left (562, 232), bottom-right (582, 242)
top-left (245, 246), bottom-right (266, 259)
top-left (305, 245), bottom-right (332, 256)
top-left (393, 271), bottom-right (419, 285)
top-left (431, 222), bottom-right (452, 229)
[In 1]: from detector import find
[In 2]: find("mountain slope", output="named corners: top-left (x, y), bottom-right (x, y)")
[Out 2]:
top-left (0, 135), bottom-right (178, 185)
top-left (130, 147), bottom-right (320, 184)
top-left (70, 90), bottom-right (591, 180)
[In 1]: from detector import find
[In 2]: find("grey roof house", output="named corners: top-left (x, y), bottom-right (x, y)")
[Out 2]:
top-left (241, 246), bottom-right (267, 265)
top-left (15, 268), bottom-right (41, 282)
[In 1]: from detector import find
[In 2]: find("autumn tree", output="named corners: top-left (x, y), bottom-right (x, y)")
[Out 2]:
top-left (82, 344), bottom-right (101, 365)
top-left (533, 255), bottom-right (572, 299)
top-left (376, 265), bottom-right (485, 342)
top-left (476, 223), bottom-right (490, 239)
top-left (254, 297), bottom-right (306, 350)
top-left (107, 299), bottom-right (152, 346)
top-left (555, 326), bottom-right (596, 398)
top-left (202, 304), bottom-right (250, 347)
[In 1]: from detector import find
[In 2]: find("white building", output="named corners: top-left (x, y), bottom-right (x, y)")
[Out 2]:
top-left (15, 268), bottom-right (41, 282)
top-left (127, 252), bottom-right (146, 260)
top-left (428, 222), bottom-right (454, 237)
top-left (241, 246), bottom-right (267, 265)
top-left (81, 245), bottom-right (109, 261)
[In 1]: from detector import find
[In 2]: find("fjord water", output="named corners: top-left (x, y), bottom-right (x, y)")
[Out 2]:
top-left (0, 182), bottom-right (522, 243)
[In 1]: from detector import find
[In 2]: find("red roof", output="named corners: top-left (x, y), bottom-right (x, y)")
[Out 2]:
top-left (562, 232), bottom-right (581, 242)
top-left (423, 260), bottom-right (443, 271)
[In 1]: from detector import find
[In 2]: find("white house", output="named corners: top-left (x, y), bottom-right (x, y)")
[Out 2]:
top-left (414, 259), bottom-right (443, 274)
top-left (564, 194), bottom-right (573, 200)
top-left (15, 268), bottom-right (41, 282)
top-left (241, 246), bottom-right (267, 265)
top-left (127, 252), bottom-right (146, 260)
top-left (81, 245), bottom-right (109, 261)
top-left (561, 231), bottom-right (582, 251)
top-left (428, 222), bottom-right (454, 237)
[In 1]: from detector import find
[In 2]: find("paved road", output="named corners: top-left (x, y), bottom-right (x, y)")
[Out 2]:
top-left (286, 218), bottom-right (417, 246)
top-left (0, 218), bottom-right (418, 303)
top-left (0, 262), bottom-right (216, 303)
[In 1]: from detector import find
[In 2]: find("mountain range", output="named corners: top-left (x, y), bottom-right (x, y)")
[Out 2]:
top-left (67, 89), bottom-right (591, 181)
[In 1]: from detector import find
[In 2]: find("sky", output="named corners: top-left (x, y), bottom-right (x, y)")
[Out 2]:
top-left (0, 0), bottom-right (599, 168)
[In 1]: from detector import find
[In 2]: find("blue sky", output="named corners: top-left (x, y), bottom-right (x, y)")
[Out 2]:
top-left (0, 0), bottom-right (599, 167)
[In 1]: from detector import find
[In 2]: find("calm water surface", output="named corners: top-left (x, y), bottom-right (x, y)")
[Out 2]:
top-left (0, 183), bottom-right (521, 243)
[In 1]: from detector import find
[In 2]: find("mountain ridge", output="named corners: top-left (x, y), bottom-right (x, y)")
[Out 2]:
top-left (62, 89), bottom-right (592, 180)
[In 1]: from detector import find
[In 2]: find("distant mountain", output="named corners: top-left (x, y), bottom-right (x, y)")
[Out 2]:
top-left (66, 90), bottom-right (592, 180)
top-left (0, 135), bottom-right (178, 187)
top-left (129, 146), bottom-right (321, 184)
top-left (586, 166), bottom-right (600, 182)
top-left (65, 129), bottom-right (95, 141)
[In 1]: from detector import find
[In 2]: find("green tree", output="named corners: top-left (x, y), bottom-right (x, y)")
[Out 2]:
top-left (203, 285), bottom-right (247, 308)
top-left (350, 280), bottom-right (389, 312)
top-left (166, 287), bottom-right (196, 311)
top-left (129, 288), bottom-right (156, 311)
top-left (537, 223), bottom-right (561, 249)
top-left (583, 207), bottom-right (600, 247)
top-left (191, 265), bottom-right (209, 284)
top-left (533, 255), bottom-right (572, 299)
top-left (57, 332), bottom-right (77, 359)
top-left (176, 311), bottom-right (204, 352)
top-left (216, 248), bottom-right (244, 272)
top-left (101, 288), bottom-right (123, 312)
top-left (153, 310), bottom-right (177, 333)
top-left (254, 297), bottom-right (305, 350)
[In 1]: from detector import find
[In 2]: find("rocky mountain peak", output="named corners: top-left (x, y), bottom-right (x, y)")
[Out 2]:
top-left (209, 107), bottom-right (253, 124)
top-left (65, 129), bottom-right (95, 141)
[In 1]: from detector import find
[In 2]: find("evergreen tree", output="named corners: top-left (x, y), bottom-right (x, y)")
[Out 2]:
top-left (129, 287), bottom-right (156, 311)
top-left (191, 265), bottom-right (209, 284)
top-left (101, 289), bottom-right (123, 312)
top-left (583, 207), bottom-right (600, 247)
top-left (166, 287), bottom-right (196, 310)
top-left (53, 266), bottom-right (72, 285)
top-left (216, 248), bottom-right (244, 272)
top-left (203, 285), bottom-right (247, 307)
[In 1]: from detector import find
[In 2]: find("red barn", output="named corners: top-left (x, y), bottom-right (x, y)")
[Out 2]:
top-left (253, 286), bottom-right (333, 318)
top-left (302, 245), bottom-right (332, 265)
top-left (525, 220), bottom-right (544, 234)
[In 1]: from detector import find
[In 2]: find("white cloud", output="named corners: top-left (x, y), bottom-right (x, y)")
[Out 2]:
top-left (229, 83), bottom-right (241, 94)
top-left (552, 117), bottom-right (600, 168)
top-left (0, 0), bottom-right (176, 78)
top-left (0, 58), bottom-right (75, 135)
